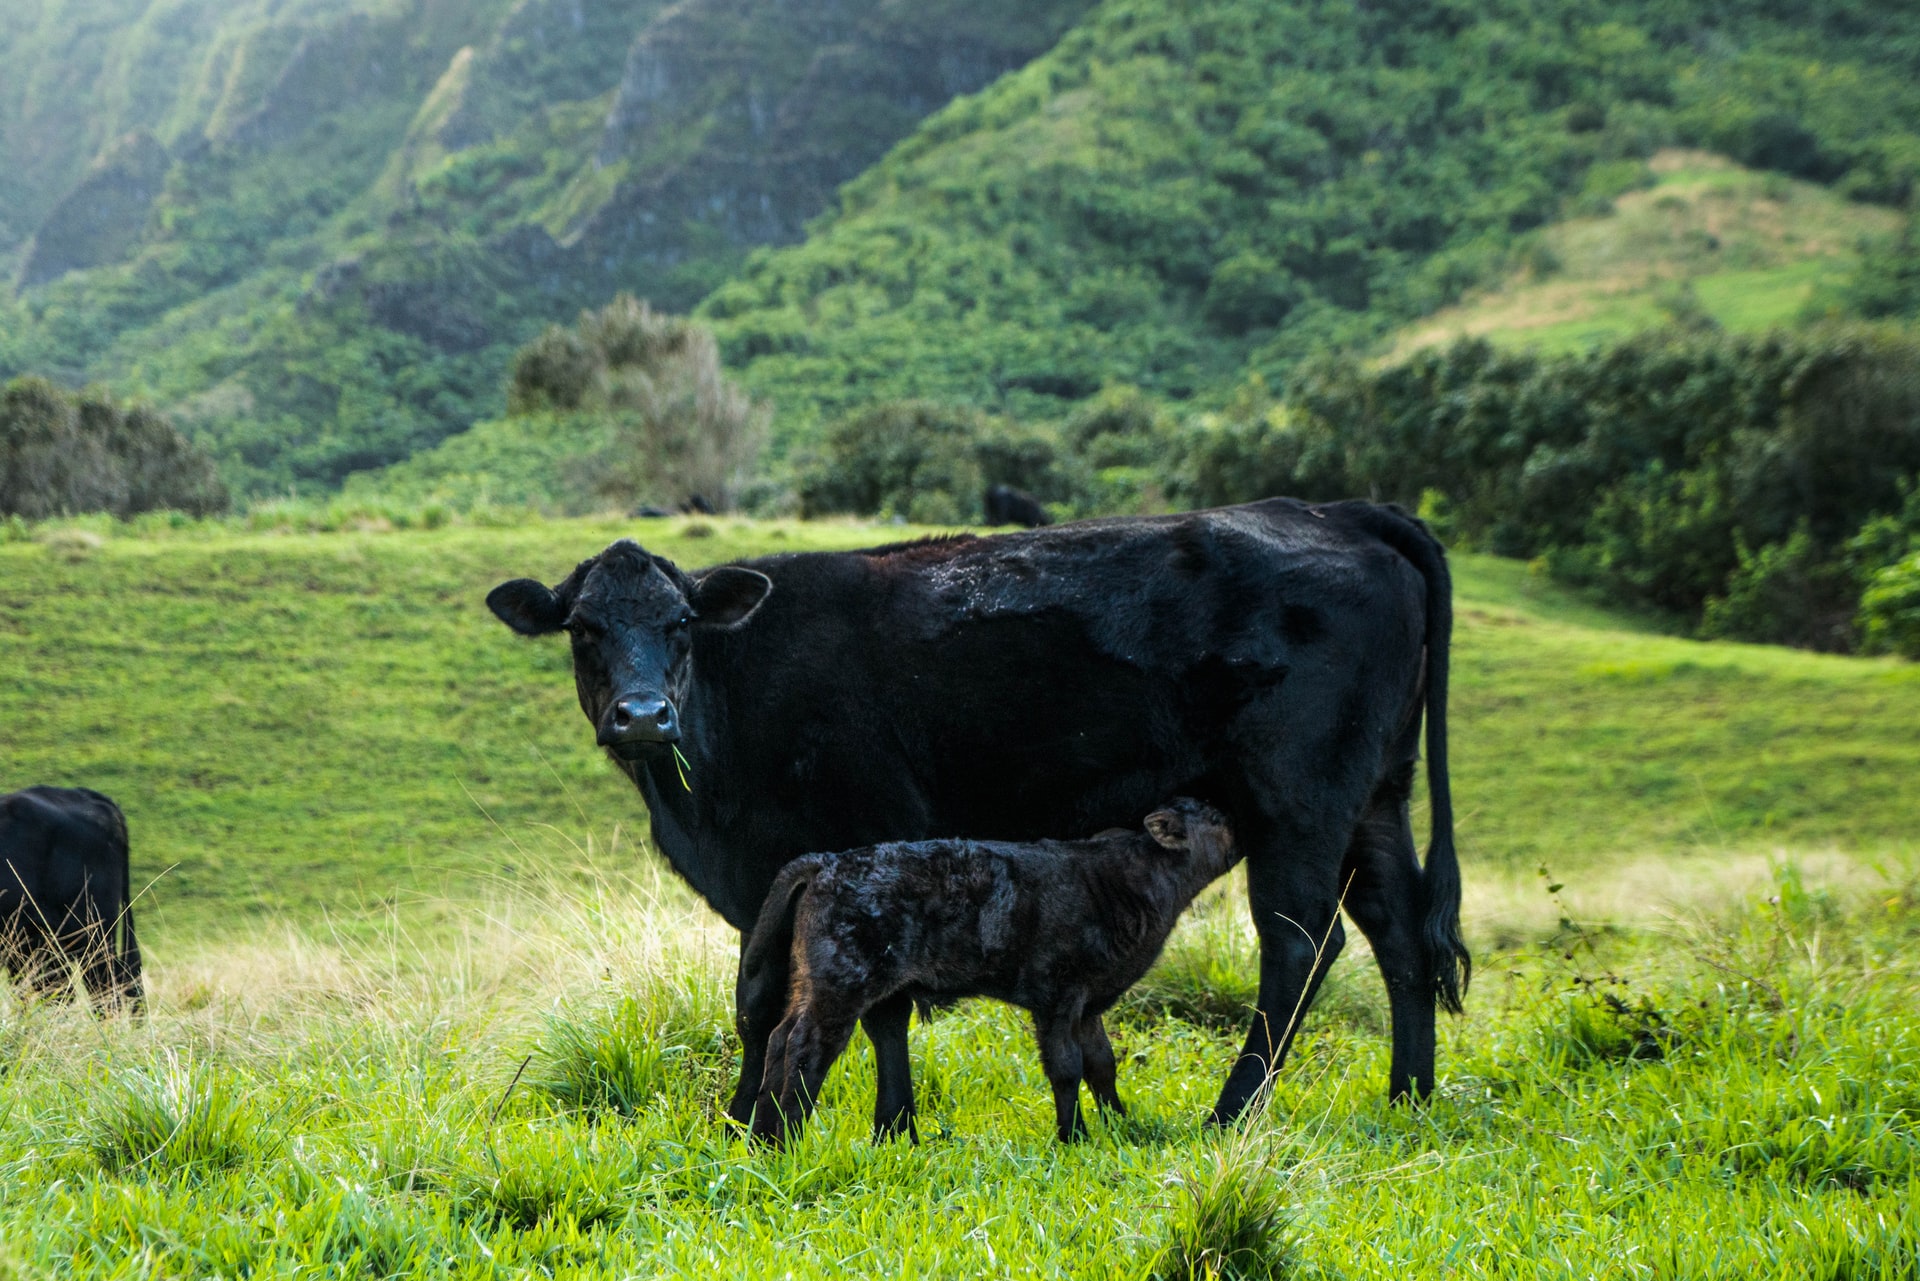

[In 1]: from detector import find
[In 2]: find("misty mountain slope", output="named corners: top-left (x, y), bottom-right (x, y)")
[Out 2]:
top-left (699, 0), bottom-right (1920, 443)
top-left (0, 0), bottom-right (1095, 492)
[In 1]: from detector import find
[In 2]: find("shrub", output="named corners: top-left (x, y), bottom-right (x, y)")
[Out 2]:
top-left (1856, 554), bottom-right (1920, 658)
top-left (1184, 325), bottom-right (1920, 653)
top-left (0, 379), bottom-right (227, 520)
top-left (798, 400), bottom-right (1079, 523)
top-left (508, 296), bottom-right (766, 512)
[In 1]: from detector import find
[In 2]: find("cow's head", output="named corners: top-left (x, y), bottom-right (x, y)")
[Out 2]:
top-left (487, 540), bottom-right (771, 760)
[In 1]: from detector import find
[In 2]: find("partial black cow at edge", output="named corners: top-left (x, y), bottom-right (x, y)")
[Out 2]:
top-left (745, 798), bottom-right (1241, 1145)
top-left (0, 786), bottom-right (143, 1012)
top-left (983, 484), bottom-right (1052, 528)
top-left (487, 497), bottom-right (1466, 1138)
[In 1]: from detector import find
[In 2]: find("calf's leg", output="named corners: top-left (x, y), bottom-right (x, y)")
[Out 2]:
top-left (1033, 1011), bottom-right (1087, 1142)
top-left (753, 1001), bottom-right (860, 1146)
top-left (862, 993), bottom-right (918, 1143)
top-left (1342, 775), bottom-right (1438, 1102)
top-left (1077, 1015), bottom-right (1126, 1117)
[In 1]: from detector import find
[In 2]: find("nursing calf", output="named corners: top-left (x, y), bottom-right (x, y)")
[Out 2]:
top-left (743, 799), bottom-right (1238, 1144)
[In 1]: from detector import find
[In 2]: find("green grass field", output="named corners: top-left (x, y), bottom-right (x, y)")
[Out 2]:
top-left (1, 515), bottom-right (1915, 1276)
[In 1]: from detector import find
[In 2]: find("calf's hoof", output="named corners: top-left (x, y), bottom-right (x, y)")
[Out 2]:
top-left (871, 1113), bottom-right (919, 1145)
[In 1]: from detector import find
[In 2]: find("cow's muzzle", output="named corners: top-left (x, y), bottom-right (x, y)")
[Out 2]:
top-left (599, 694), bottom-right (680, 755)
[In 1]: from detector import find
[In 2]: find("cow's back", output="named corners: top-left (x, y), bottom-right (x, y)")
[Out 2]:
top-left (698, 500), bottom-right (1426, 866)
top-left (0, 787), bottom-right (127, 918)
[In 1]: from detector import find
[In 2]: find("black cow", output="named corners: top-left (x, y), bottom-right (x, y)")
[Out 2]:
top-left (487, 498), bottom-right (1466, 1138)
top-left (0, 786), bottom-right (143, 1012)
top-left (983, 484), bottom-right (1052, 528)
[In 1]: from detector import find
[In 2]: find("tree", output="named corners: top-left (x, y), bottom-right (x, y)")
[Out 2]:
top-left (508, 296), bottom-right (766, 512)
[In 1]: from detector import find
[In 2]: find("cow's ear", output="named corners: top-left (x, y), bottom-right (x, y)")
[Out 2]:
top-left (488, 579), bottom-right (568, 635)
top-left (690, 567), bottom-right (771, 629)
top-left (1144, 809), bottom-right (1190, 851)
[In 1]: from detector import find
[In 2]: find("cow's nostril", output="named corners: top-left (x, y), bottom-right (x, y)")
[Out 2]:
top-left (612, 704), bottom-right (633, 729)
top-left (655, 705), bottom-right (673, 727)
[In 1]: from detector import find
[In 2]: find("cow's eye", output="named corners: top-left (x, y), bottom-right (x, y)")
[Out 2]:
top-left (567, 618), bottom-right (601, 639)
top-left (673, 613), bottom-right (692, 630)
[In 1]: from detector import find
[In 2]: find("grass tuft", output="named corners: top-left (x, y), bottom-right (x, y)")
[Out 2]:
top-left (1152, 1139), bottom-right (1296, 1281)
top-left (90, 1052), bottom-right (266, 1175)
top-left (531, 973), bottom-right (732, 1118)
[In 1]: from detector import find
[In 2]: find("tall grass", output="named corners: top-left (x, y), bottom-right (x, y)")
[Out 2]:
top-left (0, 854), bottom-right (1913, 1276)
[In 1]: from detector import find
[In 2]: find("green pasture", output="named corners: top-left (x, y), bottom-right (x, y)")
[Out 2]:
top-left (1, 516), bottom-right (1916, 1276)
top-left (2, 515), bottom-right (1915, 938)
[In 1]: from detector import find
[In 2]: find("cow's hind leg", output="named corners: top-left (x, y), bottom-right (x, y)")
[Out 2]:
top-left (21, 936), bottom-right (76, 1006)
top-left (862, 993), bottom-right (918, 1143)
top-left (753, 1002), bottom-right (858, 1147)
top-left (1077, 1014), bottom-right (1126, 1118)
top-left (1343, 770), bottom-right (1437, 1103)
top-left (1210, 818), bottom-right (1349, 1126)
top-left (76, 924), bottom-right (124, 1015)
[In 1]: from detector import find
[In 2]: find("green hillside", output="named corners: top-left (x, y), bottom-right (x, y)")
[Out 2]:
top-left (0, 0), bottom-right (1093, 493)
top-left (1386, 149), bottom-right (1903, 357)
top-left (704, 0), bottom-right (1920, 448)
top-left (9, 1), bottom-right (1920, 497)
top-left (1, 517), bottom-right (1915, 940)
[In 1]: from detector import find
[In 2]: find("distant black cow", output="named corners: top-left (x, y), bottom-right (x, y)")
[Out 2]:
top-left (983, 484), bottom-right (1051, 527)
top-left (746, 799), bottom-right (1238, 1145)
top-left (487, 498), bottom-right (1465, 1138)
top-left (0, 787), bottom-right (143, 1012)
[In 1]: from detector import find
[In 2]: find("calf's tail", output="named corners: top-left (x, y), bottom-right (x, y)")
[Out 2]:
top-left (740, 864), bottom-right (818, 1024)
top-left (1353, 503), bottom-right (1470, 1014)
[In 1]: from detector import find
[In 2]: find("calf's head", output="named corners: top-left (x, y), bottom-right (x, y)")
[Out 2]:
top-left (487, 540), bottom-right (770, 759)
top-left (1142, 798), bottom-right (1239, 881)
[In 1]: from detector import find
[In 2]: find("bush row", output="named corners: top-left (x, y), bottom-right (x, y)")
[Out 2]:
top-left (797, 324), bottom-right (1920, 658)
top-left (1182, 325), bottom-right (1920, 656)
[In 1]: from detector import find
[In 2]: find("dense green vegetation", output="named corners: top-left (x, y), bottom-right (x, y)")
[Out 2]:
top-left (1, 377), bottom-right (226, 519)
top-left (1171, 323), bottom-right (1920, 654)
top-left (705, 0), bottom-right (1920, 444)
top-left (0, 0), bottom-right (1091, 494)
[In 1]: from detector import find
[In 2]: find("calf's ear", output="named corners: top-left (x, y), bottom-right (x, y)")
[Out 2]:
top-left (691, 567), bottom-right (772, 629)
top-left (1144, 809), bottom-right (1190, 850)
top-left (487, 579), bottom-right (568, 635)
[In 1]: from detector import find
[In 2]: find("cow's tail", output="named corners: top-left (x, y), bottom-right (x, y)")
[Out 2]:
top-left (1355, 504), bottom-right (1470, 1014)
top-left (109, 802), bottom-right (144, 1014)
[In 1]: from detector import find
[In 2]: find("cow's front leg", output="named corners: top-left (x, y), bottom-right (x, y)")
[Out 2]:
top-left (1210, 819), bottom-right (1348, 1126)
top-left (862, 993), bottom-right (918, 1142)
